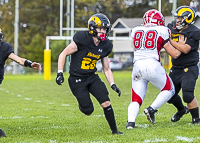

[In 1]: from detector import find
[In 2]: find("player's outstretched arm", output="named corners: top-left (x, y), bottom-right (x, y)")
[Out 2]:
top-left (8, 53), bottom-right (42, 71)
top-left (30, 62), bottom-right (42, 70)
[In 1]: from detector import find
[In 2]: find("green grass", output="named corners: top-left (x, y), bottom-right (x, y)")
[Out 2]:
top-left (0, 71), bottom-right (200, 142)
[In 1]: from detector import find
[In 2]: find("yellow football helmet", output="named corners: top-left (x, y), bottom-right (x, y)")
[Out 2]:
top-left (88, 13), bottom-right (111, 40)
top-left (174, 6), bottom-right (195, 30)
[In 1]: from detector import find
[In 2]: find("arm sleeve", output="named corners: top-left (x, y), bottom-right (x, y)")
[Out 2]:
top-left (73, 31), bottom-right (82, 51)
top-left (186, 30), bottom-right (200, 50)
top-left (191, 30), bottom-right (200, 41)
top-left (130, 28), bottom-right (135, 39)
top-left (73, 31), bottom-right (91, 51)
top-left (186, 39), bottom-right (198, 50)
top-left (105, 42), bottom-right (113, 57)
top-left (6, 43), bottom-right (14, 57)
top-left (160, 27), bottom-right (170, 46)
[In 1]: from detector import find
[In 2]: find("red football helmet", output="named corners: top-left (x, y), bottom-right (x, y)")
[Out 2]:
top-left (143, 9), bottom-right (165, 26)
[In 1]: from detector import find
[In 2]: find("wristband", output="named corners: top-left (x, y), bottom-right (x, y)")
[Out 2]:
top-left (24, 60), bottom-right (33, 68)
top-left (110, 82), bottom-right (115, 86)
top-left (58, 70), bottom-right (63, 73)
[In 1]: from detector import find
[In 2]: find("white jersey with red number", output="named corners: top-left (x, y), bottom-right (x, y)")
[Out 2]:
top-left (131, 24), bottom-right (169, 62)
top-left (127, 24), bottom-right (175, 123)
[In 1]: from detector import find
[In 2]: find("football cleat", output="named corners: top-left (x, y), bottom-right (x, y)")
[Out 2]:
top-left (144, 106), bottom-right (158, 125)
top-left (192, 118), bottom-right (200, 124)
top-left (126, 122), bottom-right (135, 129)
top-left (171, 106), bottom-right (189, 122)
top-left (0, 129), bottom-right (6, 137)
top-left (112, 130), bottom-right (124, 135)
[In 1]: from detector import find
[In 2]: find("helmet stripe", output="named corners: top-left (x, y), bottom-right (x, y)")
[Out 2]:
top-left (88, 16), bottom-right (102, 28)
top-left (177, 7), bottom-right (194, 23)
top-left (149, 11), bottom-right (157, 23)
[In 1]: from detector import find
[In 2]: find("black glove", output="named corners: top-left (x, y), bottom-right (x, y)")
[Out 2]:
top-left (111, 84), bottom-right (121, 97)
top-left (172, 20), bottom-right (176, 29)
top-left (56, 72), bottom-right (64, 85)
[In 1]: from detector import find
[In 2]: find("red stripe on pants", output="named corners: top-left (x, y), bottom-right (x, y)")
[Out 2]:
top-left (161, 74), bottom-right (171, 91)
top-left (132, 88), bottom-right (142, 106)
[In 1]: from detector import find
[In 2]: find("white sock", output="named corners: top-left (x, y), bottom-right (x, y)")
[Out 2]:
top-left (127, 102), bottom-right (140, 122)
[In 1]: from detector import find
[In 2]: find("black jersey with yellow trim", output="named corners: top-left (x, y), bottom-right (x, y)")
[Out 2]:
top-left (69, 31), bottom-right (112, 76)
top-left (167, 23), bottom-right (200, 67)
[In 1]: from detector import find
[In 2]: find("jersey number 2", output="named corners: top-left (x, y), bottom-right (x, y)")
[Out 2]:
top-left (133, 30), bottom-right (157, 50)
top-left (81, 58), bottom-right (97, 70)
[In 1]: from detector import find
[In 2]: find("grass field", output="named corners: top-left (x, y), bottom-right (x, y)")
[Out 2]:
top-left (0, 71), bottom-right (200, 142)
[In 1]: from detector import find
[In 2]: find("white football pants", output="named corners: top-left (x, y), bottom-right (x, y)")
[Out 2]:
top-left (127, 58), bottom-right (175, 122)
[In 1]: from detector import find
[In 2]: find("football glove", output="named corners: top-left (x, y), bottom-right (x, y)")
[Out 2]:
top-left (56, 72), bottom-right (64, 85)
top-left (111, 84), bottom-right (121, 97)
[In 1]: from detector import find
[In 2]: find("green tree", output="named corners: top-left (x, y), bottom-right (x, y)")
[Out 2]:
top-left (0, 0), bottom-right (61, 63)
top-left (0, 0), bottom-right (196, 64)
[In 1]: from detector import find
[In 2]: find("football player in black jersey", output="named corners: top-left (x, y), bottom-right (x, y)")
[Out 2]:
top-left (167, 6), bottom-right (200, 124)
top-left (0, 28), bottom-right (41, 137)
top-left (56, 13), bottom-right (123, 135)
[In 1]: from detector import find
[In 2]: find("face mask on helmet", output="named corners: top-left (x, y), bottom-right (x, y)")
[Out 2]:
top-left (88, 13), bottom-right (111, 41)
top-left (174, 6), bottom-right (195, 30)
top-left (143, 9), bottom-right (165, 26)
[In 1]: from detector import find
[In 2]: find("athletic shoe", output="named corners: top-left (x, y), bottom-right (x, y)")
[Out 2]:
top-left (112, 130), bottom-right (124, 135)
top-left (192, 118), bottom-right (200, 124)
top-left (171, 106), bottom-right (189, 122)
top-left (144, 106), bottom-right (158, 125)
top-left (126, 122), bottom-right (135, 129)
top-left (0, 129), bottom-right (6, 137)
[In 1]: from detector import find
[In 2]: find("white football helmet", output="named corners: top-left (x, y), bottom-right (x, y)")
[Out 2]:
top-left (143, 9), bottom-right (165, 26)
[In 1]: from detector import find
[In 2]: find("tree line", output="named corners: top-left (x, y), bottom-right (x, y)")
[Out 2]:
top-left (0, 0), bottom-right (192, 63)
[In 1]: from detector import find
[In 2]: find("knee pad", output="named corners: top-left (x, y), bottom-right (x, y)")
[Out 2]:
top-left (79, 105), bottom-right (94, 115)
top-left (182, 90), bottom-right (194, 103)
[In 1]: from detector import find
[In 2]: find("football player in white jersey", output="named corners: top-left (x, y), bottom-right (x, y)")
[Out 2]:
top-left (126, 9), bottom-right (183, 129)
